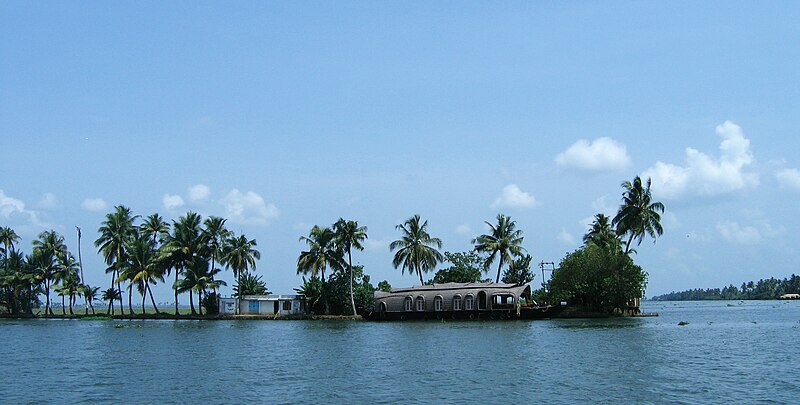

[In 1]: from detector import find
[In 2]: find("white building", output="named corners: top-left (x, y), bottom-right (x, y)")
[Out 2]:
top-left (219, 295), bottom-right (306, 316)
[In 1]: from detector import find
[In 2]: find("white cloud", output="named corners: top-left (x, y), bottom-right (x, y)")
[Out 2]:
top-left (0, 190), bottom-right (43, 226)
top-left (222, 189), bottom-right (279, 226)
top-left (643, 121), bottom-right (759, 200)
top-left (776, 168), bottom-right (800, 190)
top-left (455, 224), bottom-right (472, 235)
top-left (38, 193), bottom-right (58, 209)
top-left (188, 184), bottom-right (211, 202)
top-left (717, 220), bottom-right (784, 245)
top-left (555, 137), bottom-right (631, 172)
top-left (81, 198), bottom-right (108, 212)
top-left (162, 194), bottom-right (185, 210)
top-left (491, 184), bottom-right (538, 210)
top-left (558, 228), bottom-right (576, 245)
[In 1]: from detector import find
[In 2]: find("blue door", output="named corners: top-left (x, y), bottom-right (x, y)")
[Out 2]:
top-left (248, 300), bottom-right (259, 313)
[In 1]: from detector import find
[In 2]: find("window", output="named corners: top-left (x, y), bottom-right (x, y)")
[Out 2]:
top-left (282, 301), bottom-right (292, 311)
top-left (453, 295), bottom-right (462, 311)
top-left (404, 297), bottom-right (413, 311)
top-left (434, 296), bottom-right (443, 311)
top-left (465, 294), bottom-right (475, 310)
top-left (415, 296), bottom-right (425, 311)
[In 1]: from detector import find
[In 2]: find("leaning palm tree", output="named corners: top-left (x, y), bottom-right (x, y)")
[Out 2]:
top-left (390, 215), bottom-right (444, 285)
top-left (95, 206), bottom-right (139, 315)
top-left (333, 218), bottom-right (368, 316)
top-left (583, 213), bottom-right (620, 251)
top-left (297, 226), bottom-right (342, 283)
top-left (472, 214), bottom-right (526, 283)
top-left (612, 176), bottom-right (665, 254)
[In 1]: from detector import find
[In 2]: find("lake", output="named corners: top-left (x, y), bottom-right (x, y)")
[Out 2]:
top-left (2, 300), bottom-right (799, 404)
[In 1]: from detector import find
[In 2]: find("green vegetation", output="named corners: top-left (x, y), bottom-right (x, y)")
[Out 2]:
top-left (427, 251), bottom-right (489, 284)
top-left (390, 215), bottom-right (444, 285)
top-left (651, 275), bottom-right (800, 301)
top-left (472, 214), bottom-right (526, 283)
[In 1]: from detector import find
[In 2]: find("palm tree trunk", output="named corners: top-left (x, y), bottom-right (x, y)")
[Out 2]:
top-left (107, 299), bottom-right (112, 315)
top-left (147, 283), bottom-right (160, 313)
top-left (69, 294), bottom-right (74, 315)
top-left (624, 234), bottom-right (635, 254)
top-left (198, 289), bottom-right (203, 316)
top-left (45, 281), bottom-right (53, 316)
top-left (174, 269), bottom-right (180, 316)
top-left (127, 285), bottom-right (134, 315)
top-left (495, 256), bottom-right (505, 283)
top-left (348, 249), bottom-right (356, 316)
top-left (189, 291), bottom-right (197, 315)
top-left (417, 261), bottom-right (424, 285)
top-left (142, 286), bottom-right (147, 314)
top-left (61, 295), bottom-right (66, 315)
top-left (89, 300), bottom-right (95, 315)
top-left (117, 279), bottom-right (125, 315)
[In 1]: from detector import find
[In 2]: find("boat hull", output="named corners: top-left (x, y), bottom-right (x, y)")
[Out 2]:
top-left (362, 305), bottom-right (565, 321)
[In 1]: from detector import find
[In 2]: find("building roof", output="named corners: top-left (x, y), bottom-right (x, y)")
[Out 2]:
top-left (239, 294), bottom-right (304, 301)
top-left (375, 282), bottom-right (530, 300)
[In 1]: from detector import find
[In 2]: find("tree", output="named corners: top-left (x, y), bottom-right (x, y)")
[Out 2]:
top-left (501, 254), bottom-right (535, 286)
top-left (122, 233), bottom-right (162, 314)
top-left (472, 214), bottom-right (526, 283)
top-left (333, 218), bottom-right (368, 316)
top-left (0, 226), bottom-right (20, 259)
top-left (390, 215), bottom-right (444, 285)
top-left (612, 176), bottom-right (665, 254)
top-left (56, 253), bottom-right (81, 315)
top-left (81, 285), bottom-right (100, 315)
top-left (202, 216), bottom-right (231, 295)
top-left (430, 251), bottom-right (488, 284)
top-left (95, 206), bottom-right (139, 315)
top-left (377, 280), bottom-right (392, 293)
top-left (297, 226), bottom-right (342, 283)
top-left (102, 287), bottom-right (120, 315)
top-left (223, 235), bottom-right (261, 279)
top-left (161, 212), bottom-right (205, 315)
top-left (32, 230), bottom-right (68, 316)
top-left (583, 214), bottom-right (619, 251)
top-left (140, 213), bottom-right (170, 245)
top-left (1, 249), bottom-right (39, 314)
top-left (234, 272), bottom-right (269, 297)
top-left (28, 248), bottom-right (56, 316)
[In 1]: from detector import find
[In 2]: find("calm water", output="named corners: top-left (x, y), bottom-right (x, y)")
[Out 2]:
top-left (2, 300), bottom-right (799, 404)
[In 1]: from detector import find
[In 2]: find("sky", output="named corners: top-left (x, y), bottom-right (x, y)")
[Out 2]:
top-left (2, 2), bottom-right (800, 302)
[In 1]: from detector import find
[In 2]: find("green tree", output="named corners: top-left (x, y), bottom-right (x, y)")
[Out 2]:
top-left (161, 212), bottom-right (205, 315)
top-left (223, 235), bottom-right (261, 279)
top-left (95, 206), bottom-right (139, 315)
top-left (612, 176), bottom-right (665, 254)
top-left (472, 214), bottom-right (526, 283)
top-left (202, 216), bottom-right (231, 294)
top-left (429, 251), bottom-right (488, 284)
top-left (333, 218), bottom-right (368, 316)
top-left (583, 213), bottom-right (619, 251)
top-left (122, 233), bottom-right (163, 314)
top-left (390, 215), bottom-right (444, 285)
top-left (28, 248), bottom-right (57, 316)
top-left (81, 285), bottom-right (100, 315)
top-left (0, 226), bottom-right (20, 259)
top-left (377, 280), bottom-right (392, 292)
top-left (297, 226), bottom-right (342, 283)
top-left (501, 254), bottom-right (535, 286)
top-left (233, 272), bottom-right (269, 297)
top-left (1, 249), bottom-right (39, 314)
top-left (102, 287), bottom-right (120, 315)
top-left (32, 230), bottom-right (68, 316)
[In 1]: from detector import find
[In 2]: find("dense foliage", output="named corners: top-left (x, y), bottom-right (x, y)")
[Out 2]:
top-left (501, 254), bottom-right (535, 286)
top-left (427, 251), bottom-right (489, 284)
top-left (651, 275), bottom-right (800, 301)
top-left (295, 265), bottom-right (376, 315)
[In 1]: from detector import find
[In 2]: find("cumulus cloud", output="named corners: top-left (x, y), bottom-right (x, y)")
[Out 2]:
top-left (717, 220), bottom-right (784, 245)
top-left (81, 198), bottom-right (108, 212)
top-left (558, 228), bottom-right (576, 245)
top-left (188, 184), bottom-right (211, 202)
top-left (162, 194), bottom-right (185, 210)
top-left (38, 193), bottom-right (58, 209)
top-left (0, 190), bottom-right (43, 226)
top-left (643, 121), bottom-right (759, 200)
top-left (555, 137), bottom-right (631, 172)
top-left (776, 168), bottom-right (800, 190)
top-left (491, 184), bottom-right (538, 210)
top-left (222, 189), bottom-right (279, 226)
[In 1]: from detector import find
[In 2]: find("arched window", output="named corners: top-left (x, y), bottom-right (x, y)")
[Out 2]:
top-left (452, 295), bottom-right (462, 311)
top-left (404, 296), bottom-right (413, 312)
top-left (415, 296), bottom-right (425, 311)
top-left (465, 294), bottom-right (475, 311)
top-left (434, 296), bottom-right (443, 311)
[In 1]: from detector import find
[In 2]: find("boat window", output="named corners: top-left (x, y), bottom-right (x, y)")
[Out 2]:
top-left (282, 301), bottom-right (292, 311)
top-left (404, 297), bottom-right (413, 311)
top-left (434, 296), bottom-right (443, 311)
top-left (465, 294), bottom-right (474, 310)
top-left (452, 295), bottom-right (462, 310)
top-left (415, 296), bottom-right (425, 311)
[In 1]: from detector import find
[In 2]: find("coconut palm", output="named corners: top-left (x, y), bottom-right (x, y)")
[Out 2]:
top-left (297, 226), bottom-right (342, 283)
top-left (223, 235), bottom-right (261, 279)
top-left (0, 226), bottom-right (20, 259)
top-left (202, 216), bottom-right (231, 294)
top-left (472, 214), bottom-right (526, 283)
top-left (122, 233), bottom-right (163, 314)
top-left (583, 213), bottom-right (620, 251)
top-left (333, 218), bottom-right (368, 316)
top-left (612, 176), bottom-right (665, 254)
top-left (55, 254), bottom-right (81, 315)
top-left (27, 248), bottom-right (56, 316)
top-left (161, 212), bottom-right (207, 315)
top-left (95, 206), bottom-right (139, 315)
top-left (102, 287), bottom-right (121, 315)
top-left (1, 249), bottom-right (37, 314)
top-left (390, 215), bottom-right (444, 285)
top-left (31, 230), bottom-right (69, 315)
top-left (81, 285), bottom-right (100, 315)
top-left (174, 259), bottom-right (211, 316)
top-left (140, 213), bottom-right (170, 245)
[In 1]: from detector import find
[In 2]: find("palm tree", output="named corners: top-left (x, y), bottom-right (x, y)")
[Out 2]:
top-left (81, 285), bottom-right (100, 315)
top-left (1, 249), bottom-right (36, 314)
top-left (223, 235), bottom-right (261, 279)
top-left (32, 230), bottom-right (68, 315)
top-left (161, 212), bottom-right (206, 315)
top-left (203, 216), bottom-right (231, 295)
top-left (390, 215), bottom-right (444, 285)
top-left (140, 213), bottom-right (170, 245)
top-left (56, 254), bottom-right (81, 315)
top-left (333, 218), bottom-right (368, 316)
top-left (75, 226), bottom-right (87, 313)
top-left (583, 213), bottom-right (619, 251)
top-left (102, 287), bottom-right (120, 315)
top-left (297, 226), bottom-right (342, 283)
top-left (0, 226), bottom-right (20, 259)
top-left (28, 248), bottom-right (56, 316)
top-left (95, 206), bottom-right (139, 315)
top-left (122, 233), bottom-right (163, 314)
top-left (612, 176), bottom-right (665, 254)
top-left (472, 214), bottom-right (526, 283)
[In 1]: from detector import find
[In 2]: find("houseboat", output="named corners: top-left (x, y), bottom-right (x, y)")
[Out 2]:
top-left (363, 282), bottom-right (563, 321)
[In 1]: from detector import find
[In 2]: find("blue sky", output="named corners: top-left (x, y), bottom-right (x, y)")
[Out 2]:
top-left (2, 2), bottom-right (800, 301)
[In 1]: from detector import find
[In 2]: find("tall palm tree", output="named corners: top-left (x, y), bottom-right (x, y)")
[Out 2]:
top-left (297, 226), bottom-right (342, 283)
top-left (583, 213), bottom-right (619, 251)
top-left (32, 230), bottom-right (68, 315)
top-left (202, 216), bottom-right (231, 295)
top-left (390, 215), bottom-right (444, 285)
top-left (0, 226), bottom-right (20, 259)
top-left (223, 235), bottom-right (261, 279)
top-left (160, 212), bottom-right (206, 315)
top-left (75, 226), bottom-right (87, 313)
top-left (122, 233), bottom-right (162, 314)
top-left (56, 253), bottom-right (81, 315)
top-left (612, 176), bottom-right (665, 254)
top-left (472, 214), bottom-right (526, 283)
top-left (333, 218), bottom-right (368, 316)
top-left (95, 206), bottom-right (139, 315)
top-left (27, 248), bottom-right (56, 316)
top-left (140, 213), bottom-right (170, 245)
top-left (1, 249), bottom-right (36, 314)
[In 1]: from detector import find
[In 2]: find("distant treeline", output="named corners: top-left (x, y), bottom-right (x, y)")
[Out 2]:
top-left (651, 274), bottom-right (800, 301)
